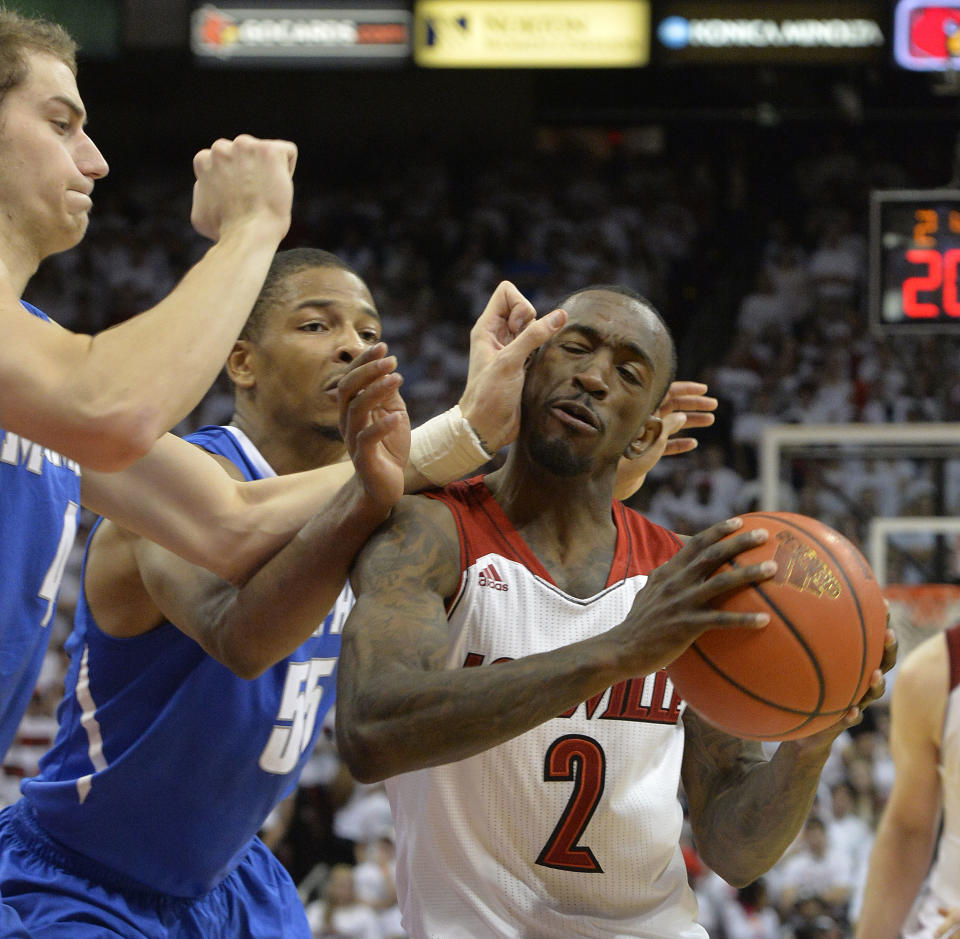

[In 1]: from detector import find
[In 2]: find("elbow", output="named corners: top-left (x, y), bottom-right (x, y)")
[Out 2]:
top-left (204, 619), bottom-right (276, 681)
top-left (73, 401), bottom-right (165, 472)
top-left (714, 867), bottom-right (761, 891)
top-left (695, 843), bottom-right (762, 889)
top-left (335, 716), bottom-right (393, 784)
top-left (204, 549), bottom-right (257, 589)
top-left (178, 525), bottom-right (266, 587)
top-left (226, 654), bottom-right (271, 682)
top-left (209, 636), bottom-right (275, 681)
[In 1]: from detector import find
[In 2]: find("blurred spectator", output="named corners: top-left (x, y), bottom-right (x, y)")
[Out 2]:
top-left (721, 878), bottom-right (781, 939)
top-left (737, 270), bottom-right (796, 338)
top-left (690, 443), bottom-right (745, 518)
top-left (646, 465), bottom-right (699, 533)
top-left (731, 387), bottom-right (780, 478)
top-left (807, 216), bottom-right (863, 311)
top-left (305, 863), bottom-right (383, 939)
top-left (353, 835), bottom-right (404, 939)
top-left (773, 815), bottom-right (853, 924)
top-left (825, 780), bottom-right (873, 924)
top-left (765, 242), bottom-right (811, 325)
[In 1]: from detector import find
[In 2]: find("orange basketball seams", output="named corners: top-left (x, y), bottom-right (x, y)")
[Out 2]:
top-left (666, 512), bottom-right (888, 741)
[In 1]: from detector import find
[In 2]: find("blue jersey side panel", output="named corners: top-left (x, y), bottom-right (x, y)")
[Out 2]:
top-left (0, 301), bottom-right (82, 758)
top-left (23, 425), bottom-right (349, 897)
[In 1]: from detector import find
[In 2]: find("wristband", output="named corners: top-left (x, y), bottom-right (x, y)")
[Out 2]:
top-left (410, 404), bottom-right (495, 486)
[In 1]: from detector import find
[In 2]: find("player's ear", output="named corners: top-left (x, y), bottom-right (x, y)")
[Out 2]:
top-left (226, 339), bottom-right (256, 390)
top-left (623, 416), bottom-right (662, 461)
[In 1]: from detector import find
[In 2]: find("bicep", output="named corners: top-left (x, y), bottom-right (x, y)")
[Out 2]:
top-left (340, 498), bottom-right (461, 686)
top-left (883, 643), bottom-right (946, 834)
top-left (132, 536), bottom-right (238, 653)
top-left (81, 434), bottom-right (241, 568)
top-left (0, 300), bottom-right (72, 394)
top-left (82, 451), bottom-right (244, 645)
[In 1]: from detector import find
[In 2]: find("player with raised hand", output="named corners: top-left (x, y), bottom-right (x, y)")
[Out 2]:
top-left (0, 91), bottom-right (297, 466)
top-left (333, 284), bottom-right (895, 939)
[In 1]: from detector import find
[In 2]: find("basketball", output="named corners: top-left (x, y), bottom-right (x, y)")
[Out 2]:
top-left (665, 512), bottom-right (888, 742)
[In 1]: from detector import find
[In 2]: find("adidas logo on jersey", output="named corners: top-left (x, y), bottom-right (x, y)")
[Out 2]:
top-left (478, 563), bottom-right (508, 591)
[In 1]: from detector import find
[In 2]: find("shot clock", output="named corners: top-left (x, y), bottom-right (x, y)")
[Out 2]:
top-left (869, 189), bottom-right (960, 333)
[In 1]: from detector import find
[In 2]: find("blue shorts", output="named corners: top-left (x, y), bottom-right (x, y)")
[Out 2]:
top-left (0, 801), bottom-right (310, 938)
top-left (0, 897), bottom-right (28, 939)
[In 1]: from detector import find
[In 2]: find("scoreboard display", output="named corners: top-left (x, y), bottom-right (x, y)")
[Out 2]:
top-left (869, 189), bottom-right (960, 332)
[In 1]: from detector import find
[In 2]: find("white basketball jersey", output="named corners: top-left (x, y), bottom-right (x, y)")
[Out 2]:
top-left (906, 625), bottom-right (960, 939)
top-left (386, 478), bottom-right (706, 939)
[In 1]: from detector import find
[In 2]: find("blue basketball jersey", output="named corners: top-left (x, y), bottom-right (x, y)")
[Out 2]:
top-left (23, 425), bottom-right (350, 897)
top-left (0, 301), bottom-right (82, 759)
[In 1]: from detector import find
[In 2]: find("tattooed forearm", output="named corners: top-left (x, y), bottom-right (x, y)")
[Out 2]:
top-left (681, 712), bottom-right (829, 886)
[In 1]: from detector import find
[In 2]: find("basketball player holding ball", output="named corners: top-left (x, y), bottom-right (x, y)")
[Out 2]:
top-left (335, 285), bottom-right (897, 938)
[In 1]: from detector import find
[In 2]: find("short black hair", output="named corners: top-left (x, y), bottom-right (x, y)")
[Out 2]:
top-left (555, 283), bottom-right (650, 310)
top-left (240, 248), bottom-right (362, 342)
top-left (554, 284), bottom-right (677, 406)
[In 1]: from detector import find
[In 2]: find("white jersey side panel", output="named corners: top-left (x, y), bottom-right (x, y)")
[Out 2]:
top-left (387, 551), bottom-right (704, 939)
top-left (906, 625), bottom-right (960, 939)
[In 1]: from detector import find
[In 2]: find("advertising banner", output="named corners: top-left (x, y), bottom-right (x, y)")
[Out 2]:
top-left (191, 3), bottom-right (412, 65)
top-left (894, 0), bottom-right (960, 70)
top-left (653, 1), bottom-right (886, 64)
top-left (413, 0), bottom-right (650, 68)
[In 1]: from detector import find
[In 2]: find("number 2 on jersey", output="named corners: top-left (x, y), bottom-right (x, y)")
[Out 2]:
top-left (536, 734), bottom-right (606, 874)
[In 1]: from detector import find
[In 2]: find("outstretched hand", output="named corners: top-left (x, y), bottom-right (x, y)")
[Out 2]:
top-left (614, 381), bottom-right (718, 501)
top-left (457, 281), bottom-right (567, 454)
top-left (337, 343), bottom-right (410, 514)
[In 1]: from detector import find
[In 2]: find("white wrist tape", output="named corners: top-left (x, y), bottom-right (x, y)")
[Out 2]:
top-left (410, 404), bottom-right (495, 486)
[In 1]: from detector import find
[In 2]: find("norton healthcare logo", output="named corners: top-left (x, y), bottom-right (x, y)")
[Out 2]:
top-left (414, 1), bottom-right (650, 68)
top-left (423, 12), bottom-right (470, 48)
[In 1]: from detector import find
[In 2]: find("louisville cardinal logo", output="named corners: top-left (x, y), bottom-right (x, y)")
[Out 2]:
top-left (194, 5), bottom-right (240, 50)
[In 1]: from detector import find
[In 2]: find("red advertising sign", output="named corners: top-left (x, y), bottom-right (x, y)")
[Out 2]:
top-left (894, 0), bottom-right (960, 69)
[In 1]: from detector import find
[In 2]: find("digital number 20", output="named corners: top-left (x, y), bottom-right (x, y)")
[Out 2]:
top-left (903, 248), bottom-right (960, 319)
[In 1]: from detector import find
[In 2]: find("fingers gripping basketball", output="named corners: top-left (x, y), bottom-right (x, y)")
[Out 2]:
top-left (666, 512), bottom-right (888, 741)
